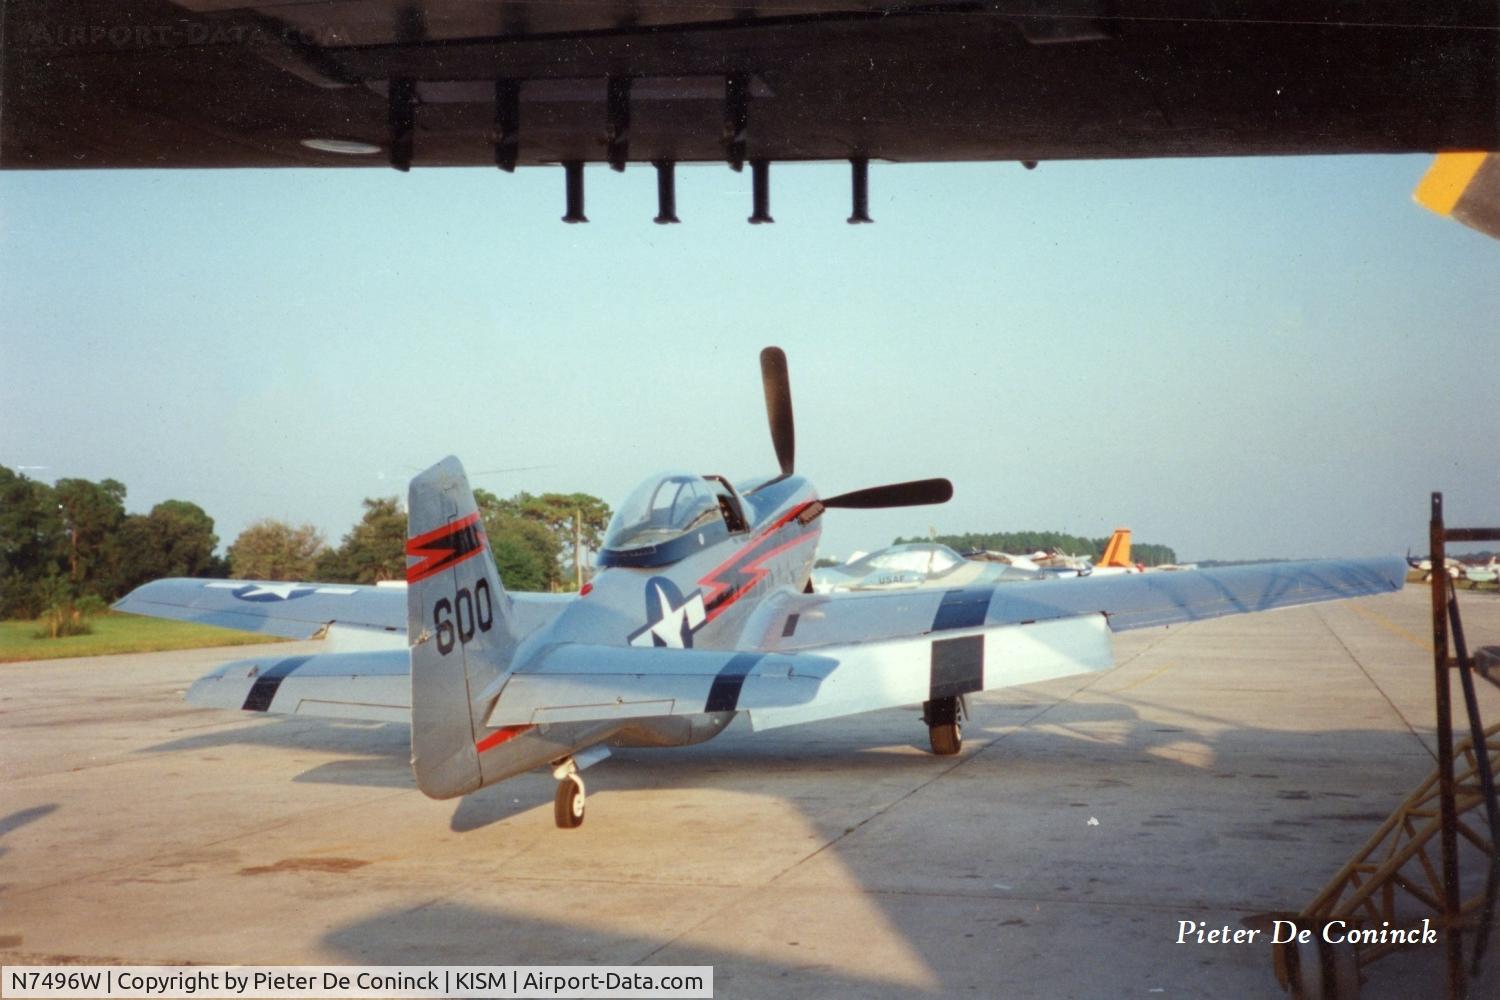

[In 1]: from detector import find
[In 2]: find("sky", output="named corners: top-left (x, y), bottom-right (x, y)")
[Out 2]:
top-left (1, 155), bottom-right (1497, 563)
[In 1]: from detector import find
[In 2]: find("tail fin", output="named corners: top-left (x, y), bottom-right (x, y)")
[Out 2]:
top-left (1098, 528), bottom-right (1132, 568)
top-left (406, 456), bottom-right (518, 798)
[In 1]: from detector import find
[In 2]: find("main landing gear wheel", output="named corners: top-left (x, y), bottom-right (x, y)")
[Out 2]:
top-left (554, 774), bottom-right (586, 829)
top-left (930, 722), bottom-right (962, 756)
top-left (923, 696), bottom-right (963, 756)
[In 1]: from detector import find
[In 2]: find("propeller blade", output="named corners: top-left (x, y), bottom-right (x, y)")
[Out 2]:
top-left (760, 346), bottom-right (795, 476)
top-left (822, 478), bottom-right (954, 509)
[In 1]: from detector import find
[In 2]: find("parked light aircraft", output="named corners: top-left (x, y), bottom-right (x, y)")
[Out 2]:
top-left (967, 529), bottom-right (1134, 577)
top-left (814, 529), bottom-right (1143, 592)
top-left (1408, 552), bottom-right (1465, 581)
top-left (810, 542), bottom-right (1047, 593)
top-left (117, 348), bottom-right (1407, 828)
top-left (1087, 527), bottom-right (1143, 576)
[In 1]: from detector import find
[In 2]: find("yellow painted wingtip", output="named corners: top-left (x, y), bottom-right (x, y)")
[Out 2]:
top-left (1414, 152), bottom-right (1488, 217)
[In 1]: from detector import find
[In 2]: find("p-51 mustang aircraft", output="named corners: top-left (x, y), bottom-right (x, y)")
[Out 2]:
top-left (117, 348), bottom-right (1407, 828)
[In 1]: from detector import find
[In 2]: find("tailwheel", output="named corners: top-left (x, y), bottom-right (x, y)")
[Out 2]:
top-left (554, 773), bottom-right (586, 829)
top-left (923, 696), bottom-right (963, 756)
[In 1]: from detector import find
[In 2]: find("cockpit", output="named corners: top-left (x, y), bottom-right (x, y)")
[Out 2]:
top-left (597, 471), bottom-right (749, 568)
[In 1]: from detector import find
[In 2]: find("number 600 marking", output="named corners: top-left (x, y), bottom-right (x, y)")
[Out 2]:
top-left (434, 577), bottom-right (494, 655)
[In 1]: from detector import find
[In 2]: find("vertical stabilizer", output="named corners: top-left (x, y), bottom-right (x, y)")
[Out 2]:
top-left (406, 456), bottom-right (518, 798)
top-left (1098, 528), bottom-right (1133, 568)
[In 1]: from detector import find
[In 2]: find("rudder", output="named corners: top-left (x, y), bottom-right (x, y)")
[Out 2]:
top-left (406, 456), bottom-right (519, 798)
top-left (1098, 528), bottom-right (1132, 568)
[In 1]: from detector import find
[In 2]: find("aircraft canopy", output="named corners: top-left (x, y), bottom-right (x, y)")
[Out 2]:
top-left (598, 472), bottom-right (726, 568)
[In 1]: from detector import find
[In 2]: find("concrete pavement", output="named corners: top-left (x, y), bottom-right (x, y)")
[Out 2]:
top-left (2, 586), bottom-right (1497, 998)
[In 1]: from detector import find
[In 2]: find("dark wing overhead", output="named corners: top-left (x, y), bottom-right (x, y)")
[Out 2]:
top-left (3, 1), bottom-right (1497, 170)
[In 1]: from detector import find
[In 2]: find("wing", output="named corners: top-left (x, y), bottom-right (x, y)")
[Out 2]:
top-left (113, 577), bottom-right (571, 640)
top-left (114, 578), bottom-right (405, 639)
top-left (5, 4), bottom-right (1496, 169)
top-left (480, 558), bottom-right (1404, 732)
top-left (731, 556), bottom-right (1407, 729)
top-left (753, 557), bottom-right (1411, 649)
top-left (482, 613), bottom-right (1114, 732)
top-left (187, 649), bottom-right (409, 723)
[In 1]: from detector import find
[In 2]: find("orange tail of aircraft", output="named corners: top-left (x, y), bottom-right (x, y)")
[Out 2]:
top-left (1098, 528), bottom-right (1132, 568)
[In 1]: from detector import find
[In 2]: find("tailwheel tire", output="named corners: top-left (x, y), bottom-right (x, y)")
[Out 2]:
top-left (929, 722), bottom-right (962, 756)
top-left (554, 774), bottom-right (586, 829)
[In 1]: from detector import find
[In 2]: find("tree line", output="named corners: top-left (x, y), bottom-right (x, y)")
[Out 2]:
top-left (224, 490), bottom-right (612, 594)
top-left (1, 463), bottom-right (1181, 624)
top-left (0, 465), bottom-right (612, 620)
top-left (894, 530), bottom-right (1178, 567)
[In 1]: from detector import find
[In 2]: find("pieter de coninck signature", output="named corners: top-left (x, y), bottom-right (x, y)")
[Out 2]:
top-left (1175, 918), bottom-right (1437, 947)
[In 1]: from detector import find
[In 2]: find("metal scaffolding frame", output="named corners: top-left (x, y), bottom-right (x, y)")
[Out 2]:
top-left (1272, 493), bottom-right (1499, 999)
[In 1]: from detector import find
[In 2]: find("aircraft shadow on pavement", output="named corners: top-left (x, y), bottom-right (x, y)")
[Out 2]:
top-left (138, 718), bottom-right (414, 788)
top-left (0, 803), bottom-right (60, 861)
top-left (322, 900), bottom-right (926, 999)
top-left (309, 711), bottom-right (1482, 998)
top-left (132, 694), bottom-right (1443, 836)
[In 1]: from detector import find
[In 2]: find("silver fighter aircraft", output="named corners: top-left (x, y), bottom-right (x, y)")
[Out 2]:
top-left (116, 348), bottom-right (1408, 828)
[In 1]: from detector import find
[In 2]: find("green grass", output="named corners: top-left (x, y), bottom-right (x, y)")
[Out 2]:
top-left (0, 612), bottom-right (288, 663)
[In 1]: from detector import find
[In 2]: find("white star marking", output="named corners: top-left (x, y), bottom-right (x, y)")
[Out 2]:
top-left (205, 582), bottom-right (357, 599)
top-left (236, 583), bottom-right (307, 599)
top-left (630, 584), bottom-right (707, 648)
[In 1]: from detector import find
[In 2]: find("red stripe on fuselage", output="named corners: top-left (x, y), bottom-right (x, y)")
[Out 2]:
top-left (406, 512), bottom-right (485, 584)
top-left (698, 501), bottom-right (820, 621)
top-left (475, 724), bottom-right (534, 753)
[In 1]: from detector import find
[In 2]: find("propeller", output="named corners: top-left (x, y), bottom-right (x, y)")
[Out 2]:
top-left (760, 346), bottom-right (795, 476)
top-left (823, 479), bottom-right (953, 509)
top-left (757, 345), bottom-right (953, 511)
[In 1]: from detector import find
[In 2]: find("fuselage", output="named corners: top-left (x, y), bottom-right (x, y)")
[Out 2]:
top-left (472, 472), bottom-right (824, 783)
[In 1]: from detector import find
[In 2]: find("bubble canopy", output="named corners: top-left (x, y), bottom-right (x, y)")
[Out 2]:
top-left (597, 471), bottom-right (730, 568)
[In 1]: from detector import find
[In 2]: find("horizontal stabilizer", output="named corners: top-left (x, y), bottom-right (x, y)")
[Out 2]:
top-left (187, 649), bottom-right (410, 723)
top-left (486, 644), bottom-right (838, 727)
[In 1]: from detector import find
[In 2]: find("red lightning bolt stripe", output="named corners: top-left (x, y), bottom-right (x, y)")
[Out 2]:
top-left (475, 724), bottom-right (534, 753)
top-left (405, 511), bottom-right (485, 584)
top-left (698, 501), bottom-right (820, 622)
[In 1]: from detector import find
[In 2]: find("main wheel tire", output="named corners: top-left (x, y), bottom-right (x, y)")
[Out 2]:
top-left (930, 722), bottom-right (962, 756)
top-left (554, 775), bottom-right (585, 829)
